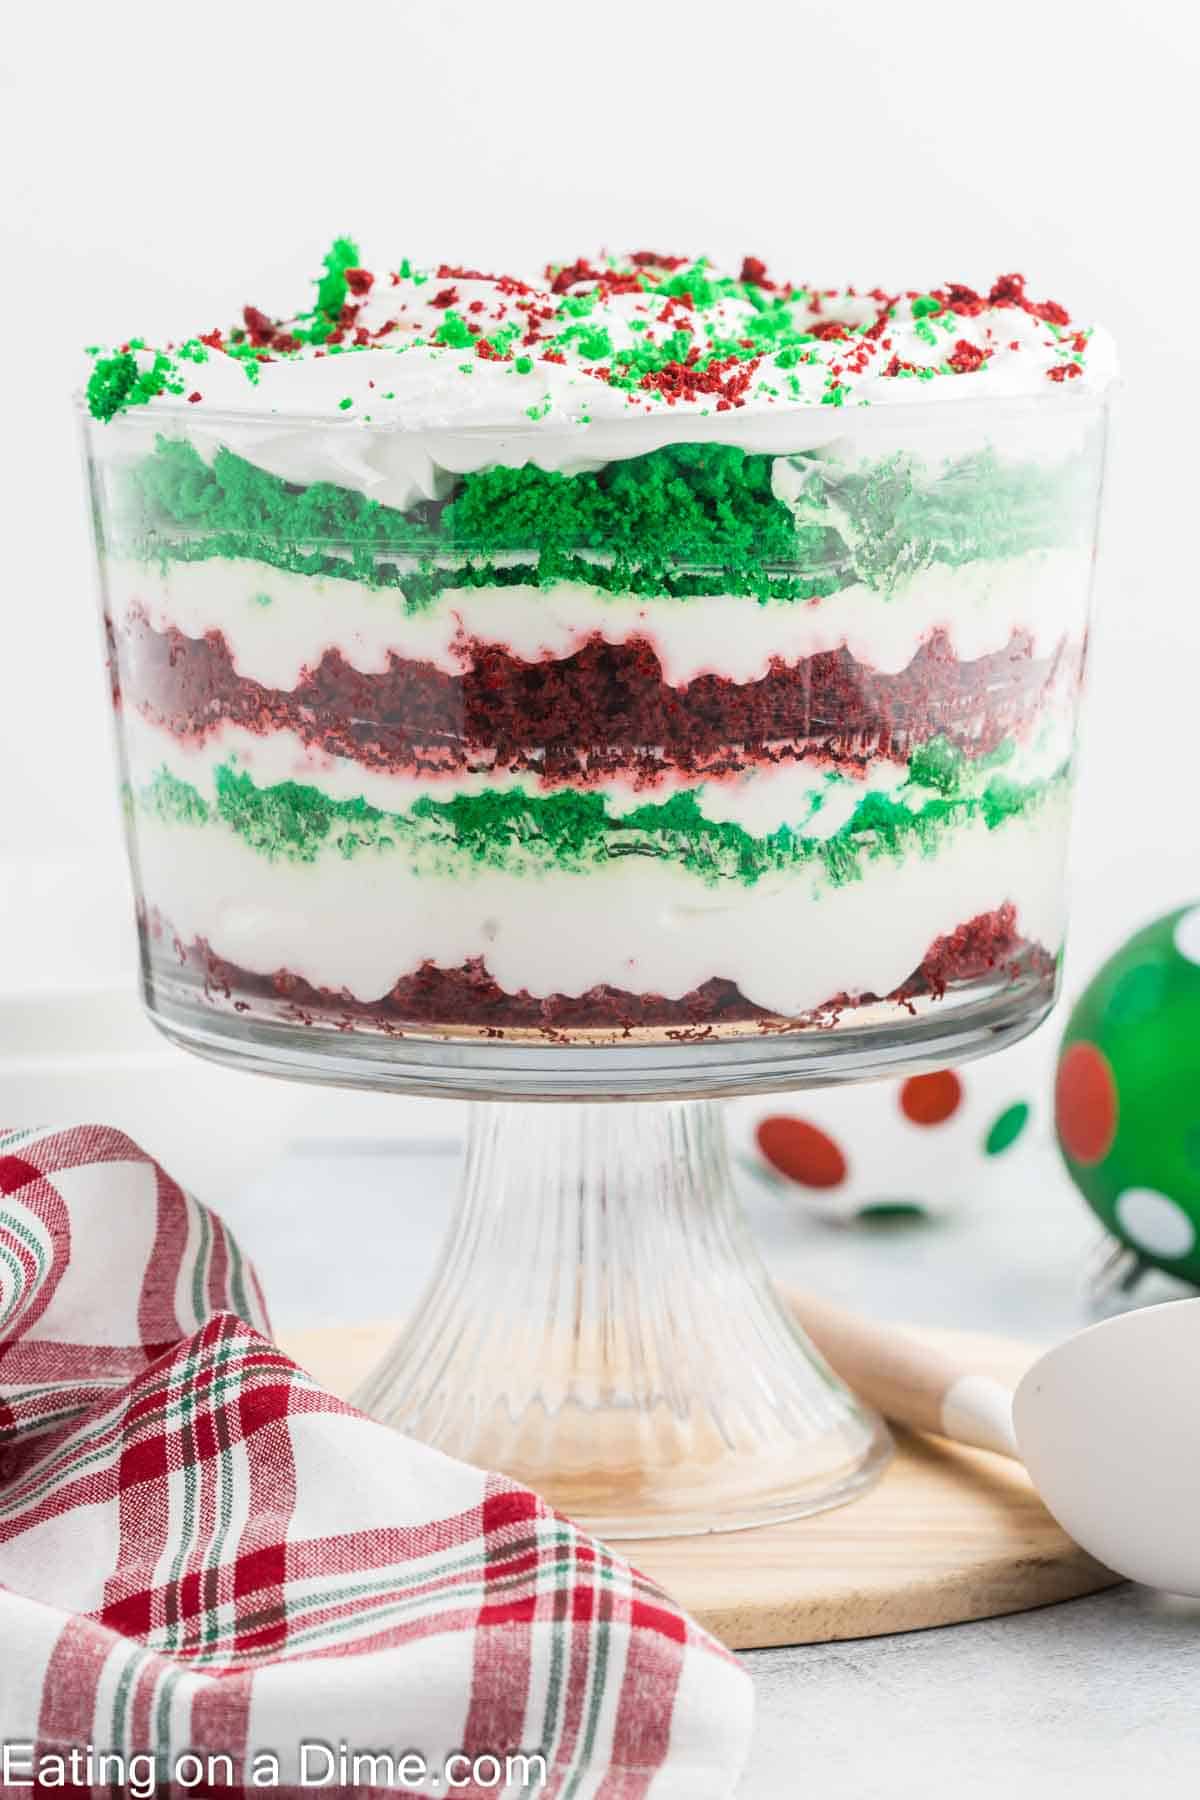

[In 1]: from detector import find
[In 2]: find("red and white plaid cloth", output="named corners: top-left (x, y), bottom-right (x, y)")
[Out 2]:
top-left (0, 1125), bottom-right (752, 1798)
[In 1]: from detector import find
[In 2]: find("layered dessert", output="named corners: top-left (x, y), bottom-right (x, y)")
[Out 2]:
top-left (82, 244), bottom-right (1115, 1050)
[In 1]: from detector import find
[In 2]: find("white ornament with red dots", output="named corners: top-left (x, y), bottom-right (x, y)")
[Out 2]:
top-left (744, 1050), bottom-right (1044, 1222)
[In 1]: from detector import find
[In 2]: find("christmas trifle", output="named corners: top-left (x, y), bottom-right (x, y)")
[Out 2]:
top-left (81, 243), bottom-right (1115, 1060)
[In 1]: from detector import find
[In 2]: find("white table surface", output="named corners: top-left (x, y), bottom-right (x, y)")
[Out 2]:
top-left (213, 1126), bottom-right (1195, 1800)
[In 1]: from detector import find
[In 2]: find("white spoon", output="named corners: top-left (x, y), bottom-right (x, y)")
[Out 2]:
top-left (794, 1292), bottom-right (1200, 1595)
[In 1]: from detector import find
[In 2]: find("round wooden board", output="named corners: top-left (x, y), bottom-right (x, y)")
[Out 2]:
top-left (279, 1314), bottom-right (1120, 1652)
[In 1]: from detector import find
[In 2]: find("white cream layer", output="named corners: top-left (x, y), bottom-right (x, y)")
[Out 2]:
top-left (168, 395), bottom-right (1110, 514)
top-left (121, 710), bottom-right (907, 837)
top-left (132, 794), bottom-right (1069, 1018)
top-left (109, 545), bottom-right (1092, 693)
top-left (120, 708), bottom-right (1074, 840)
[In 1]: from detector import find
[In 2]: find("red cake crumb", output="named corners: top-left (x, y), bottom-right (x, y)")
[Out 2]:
top-left (906, 901), bottom-right (1029, 999)
top-left (242, 305), bottom-right (278, 346)
top-left (550, 258), bottom-right (609, 294)
top-left (102, 612), bottom-right (122, 709)
top-left (941, 284), bottom-right (985, 317)
top-left (739, 256), bottom-right (773, 289)
top-left (639, 353), bottom-right (761, 409)
top-left (947, 340), bottom-right (989, 374)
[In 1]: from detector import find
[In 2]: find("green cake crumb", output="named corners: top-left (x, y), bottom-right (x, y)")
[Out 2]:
top-left (135, 745), bottom-right (1068, 888)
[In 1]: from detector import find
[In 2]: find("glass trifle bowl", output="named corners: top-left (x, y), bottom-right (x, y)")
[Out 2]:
top-left (80, 248), bottom-right (1115, 1534)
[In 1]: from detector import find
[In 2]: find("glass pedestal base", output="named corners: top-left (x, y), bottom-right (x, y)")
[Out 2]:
top-left (354, 1100), bottom-right (891, 1538)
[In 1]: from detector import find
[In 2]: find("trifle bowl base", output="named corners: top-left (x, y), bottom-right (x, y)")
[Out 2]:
top-left (144, 955), bottom-right (1056, 1102)
top-left (352, 1099), bottom-right (891, 1538)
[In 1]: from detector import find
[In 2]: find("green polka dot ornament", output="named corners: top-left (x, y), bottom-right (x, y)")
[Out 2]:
top-left (1056, 904), bottom-right (1200, 1284)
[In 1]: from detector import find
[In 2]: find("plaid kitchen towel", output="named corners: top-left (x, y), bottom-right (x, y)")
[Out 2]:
top-left (0, 1125), bottom-right (752, 1798)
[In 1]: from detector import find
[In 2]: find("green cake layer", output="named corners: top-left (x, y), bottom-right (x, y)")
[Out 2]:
top-left (112, 435), bottom-right (1092, 605)
top-left (132, 739), bottom-right (1065, 888)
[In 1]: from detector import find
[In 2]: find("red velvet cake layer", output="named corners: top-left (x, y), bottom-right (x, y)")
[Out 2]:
top-left (141, 903), bottom-right (1051, 1041)
top-left (115, 612), bottom-right (1073, 782)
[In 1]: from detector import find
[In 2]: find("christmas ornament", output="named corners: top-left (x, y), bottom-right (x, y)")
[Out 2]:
top-left (748, 1053), bottom-right (1039, 1223)
top-left (1056, 903), bottom-right (1200, 1286)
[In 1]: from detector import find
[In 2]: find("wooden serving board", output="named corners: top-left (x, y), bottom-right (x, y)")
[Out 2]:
top-left (279, 1316), bottom-right (1120, 1651)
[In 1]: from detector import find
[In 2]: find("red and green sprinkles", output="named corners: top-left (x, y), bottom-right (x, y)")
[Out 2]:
top-left (84, 241), bottom-right (1104, 423)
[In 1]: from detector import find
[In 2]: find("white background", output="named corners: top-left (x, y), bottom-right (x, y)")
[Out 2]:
top-left (2, 18), bottom-right (1199, 1787)
top-left (1, 0), bottom-right (1198, 993)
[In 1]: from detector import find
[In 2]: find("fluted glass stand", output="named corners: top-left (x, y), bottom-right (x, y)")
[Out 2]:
top-left (355, 1099), bottom-right (891, 1538)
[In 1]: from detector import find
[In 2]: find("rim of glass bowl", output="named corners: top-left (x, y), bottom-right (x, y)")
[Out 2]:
top-left (143, 971), bottom-right (1060, 1103)
top-left (73, 382), bottom-right (1115, 442)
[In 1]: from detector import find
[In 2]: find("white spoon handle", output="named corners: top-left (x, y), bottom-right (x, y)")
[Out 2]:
top-left (793, 1292), bottom-right (1019, 1459)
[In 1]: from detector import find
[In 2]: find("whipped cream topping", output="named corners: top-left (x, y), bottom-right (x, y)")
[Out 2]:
top-left (85, 242), bottom-right (1118, 431)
